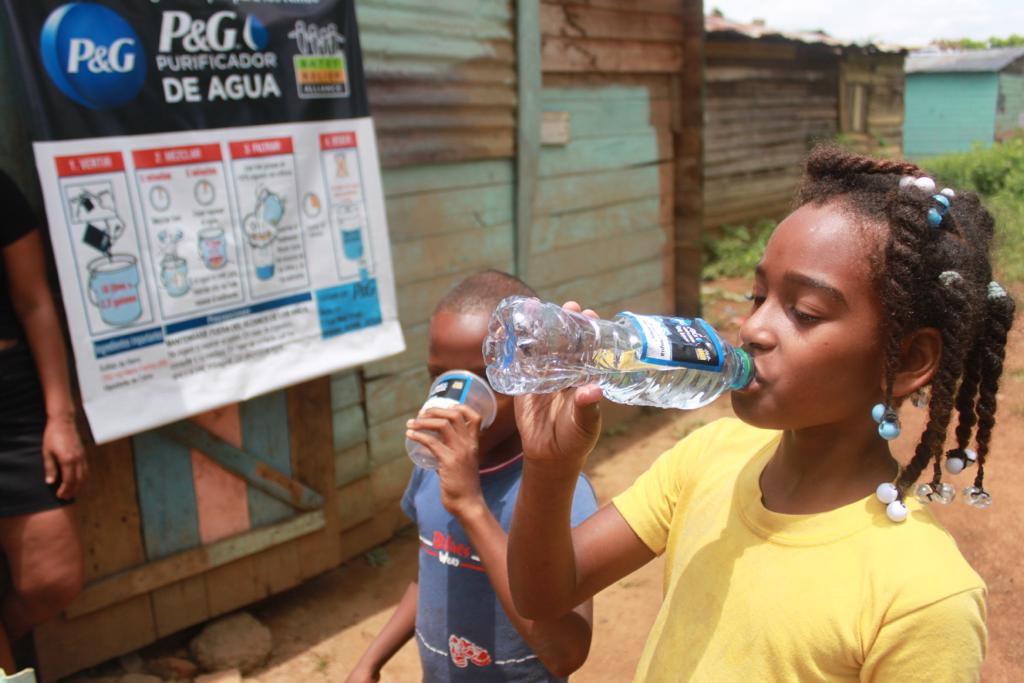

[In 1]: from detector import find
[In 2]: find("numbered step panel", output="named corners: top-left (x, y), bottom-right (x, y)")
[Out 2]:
top-left (133, 144), bottom-right (245, 319)
top-left (55, 152), bottom-right (156, 336)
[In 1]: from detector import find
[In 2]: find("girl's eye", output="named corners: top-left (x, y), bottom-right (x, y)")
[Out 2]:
top-left (792, 308), bottom-right (821, 324)
top-left (746, 293), bottom-right (766, 308)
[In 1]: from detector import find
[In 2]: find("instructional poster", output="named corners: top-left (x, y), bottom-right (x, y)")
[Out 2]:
top-left (4, 1), bottom-right (404, 443)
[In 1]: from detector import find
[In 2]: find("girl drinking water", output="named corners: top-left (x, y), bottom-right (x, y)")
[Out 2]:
top-left (505, 145), bottom-right (1015, 681)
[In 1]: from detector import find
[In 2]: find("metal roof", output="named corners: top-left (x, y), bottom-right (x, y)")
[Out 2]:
top-left (705, 13), bottom-right (905, 54)
top-left (906, 48), bottom-right (1024, 73)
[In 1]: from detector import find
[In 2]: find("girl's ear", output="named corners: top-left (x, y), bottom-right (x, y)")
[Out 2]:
top-left (890, 327), bottom-right (942, 398)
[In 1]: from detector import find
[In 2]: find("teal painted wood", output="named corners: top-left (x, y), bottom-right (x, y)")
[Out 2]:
top-left (542, 91), bottom-right (666, 139)
top-left (390, 223), bottom-right (514, 286)
top-left (365, 366), bottom-right (430, 426)
top-left (904, 73), bottom-right (999, 157)
top-left (532, 196), bottom-right (665, 253)
top-left (330, 372), bottom-right (363, 410)
top-left (358, 0), bottom-right (511, 21)
top-left (159, 422), bottom-right (324, 511)
top-left (516, 0), bottom-right (541, 280)
top-left (365, 321), bottom-right (429, 378)
top-left (132, 431), bottom-right (201, 560)
top-left (357, 5), bottom-right (512, 41)
top-left (382, 161), bottom-right (513, 197)
top-left (543, 257), bottom-right (665, 312)
top-left (539, 134), bottom-right (667, 178)
top-left (996, 74), bottom-right (1024, 138)
top-left (535, 163), bottom-right (666, 214)
top-left (333, 404), bottom-right (369, 453)
top-left (240, 392), bottom-right (295, 528)
top-left (386, 184), bottom-right (513, 243)
top-left (530, 225), bottom-right (668, 289)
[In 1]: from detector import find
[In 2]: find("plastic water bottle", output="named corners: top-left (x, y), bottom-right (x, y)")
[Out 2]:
top-left (482, 296), bottom-right (753, 410)
top-left (406, 370), bottom-right (497, 469)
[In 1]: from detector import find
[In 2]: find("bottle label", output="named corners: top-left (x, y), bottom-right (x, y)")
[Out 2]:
top-left (620, 314), bottom-right (724, 371)
top-left (420, 375), bottom-right (473, 412)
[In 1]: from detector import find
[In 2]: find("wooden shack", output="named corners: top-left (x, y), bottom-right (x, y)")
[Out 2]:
top-left (703, 13), bottom-right (906, 232)
top-left (0, 1), bottom-right (706, 679)
top-left (904, 48), bottom-right (1024, 157)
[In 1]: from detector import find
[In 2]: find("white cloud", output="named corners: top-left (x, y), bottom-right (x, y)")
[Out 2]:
top-left (709, 0), bottom-right (1024, 47)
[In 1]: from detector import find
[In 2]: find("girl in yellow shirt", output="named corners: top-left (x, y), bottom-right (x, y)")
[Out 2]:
top-left (505, 145), bottom-right (1014, 681)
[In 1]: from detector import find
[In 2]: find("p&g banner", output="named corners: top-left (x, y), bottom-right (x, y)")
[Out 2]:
top-left (3, 1), bottom-right (403, 443)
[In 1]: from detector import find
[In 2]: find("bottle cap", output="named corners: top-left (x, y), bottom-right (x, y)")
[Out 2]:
top-left (730, 349), bottom-right (754, 390)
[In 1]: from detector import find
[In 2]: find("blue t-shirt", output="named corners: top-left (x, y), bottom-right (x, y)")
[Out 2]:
top-left (401, 454), bottom-right (598, 682)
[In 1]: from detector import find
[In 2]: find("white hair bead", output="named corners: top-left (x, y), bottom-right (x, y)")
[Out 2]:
top-left (939, 271), bottom-right (962, 286)
top-left (886, 499), bottom-right (909, 522)
top-left (899, 176), bottom-right (915, 189)
top-left (876, 482), bottom-right (899, 505)
top-left (914, 177), bottom-right (937, 193)
top-left (940, 187), bottom-right (955, 198)
top-left (988, 281), bottom-right (1007, 300)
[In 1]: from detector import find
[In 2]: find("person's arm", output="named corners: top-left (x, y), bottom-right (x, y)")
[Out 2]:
top-left (406, 404), bottom-right (593, 676)
top-left (4, 230), bottom-right (87, 499)
top-left (345, 579), bottom-right (418, 683)
top-left (508, 302), bottom-right (656, 620)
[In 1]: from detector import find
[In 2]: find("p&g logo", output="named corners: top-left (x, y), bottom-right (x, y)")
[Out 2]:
top-left (40, 3), bottom-right (146, 109)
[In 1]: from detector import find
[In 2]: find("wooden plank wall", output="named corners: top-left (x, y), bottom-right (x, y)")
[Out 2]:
top-left (357, 0), bottom-right (516, 167)
top-left (334, 0), bottom-right (518, 561)
top-left (531, 0), bottom-right (690, 317)
top-left (840, 50), bottom-right (906, 158)
top-left (703, 38), bottom-right (839, 231)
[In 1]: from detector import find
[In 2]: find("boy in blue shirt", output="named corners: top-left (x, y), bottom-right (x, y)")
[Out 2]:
top-left (346, 270), bottom-right (597, 682)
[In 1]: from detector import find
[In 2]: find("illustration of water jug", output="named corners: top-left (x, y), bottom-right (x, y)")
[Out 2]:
top-left (341, 228), bottom-right (364, 261)
top-left (198, 227), bottom-right (228, 269)
top-left (87, 255), bottom-right (142, 327)
top-left (244, 189), bottom-right (284, 281)
top-left (160, 255), bottom-right (190, 297)
top-left (157, 229), bottom-right (190, 297)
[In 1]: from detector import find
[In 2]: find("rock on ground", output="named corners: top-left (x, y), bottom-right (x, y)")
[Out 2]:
top-left (189, 612), bottom-right (272, 674)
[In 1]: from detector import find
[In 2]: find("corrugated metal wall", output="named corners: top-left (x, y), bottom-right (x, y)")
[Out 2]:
top-left (904, 73), bottom-right (998, 157)
top-left (703, 39), bottom-right (838, 230)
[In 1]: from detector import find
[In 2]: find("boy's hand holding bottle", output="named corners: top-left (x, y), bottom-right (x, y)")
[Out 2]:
top-left (406, 404), bottom-right (487, 518)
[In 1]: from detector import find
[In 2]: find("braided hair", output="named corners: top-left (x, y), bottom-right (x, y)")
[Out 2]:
top-left (795, 144), bottom-right (1016, 500)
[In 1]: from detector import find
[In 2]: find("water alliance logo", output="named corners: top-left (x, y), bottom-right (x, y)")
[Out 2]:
top-left (40, 3), bottom-right (146, 109)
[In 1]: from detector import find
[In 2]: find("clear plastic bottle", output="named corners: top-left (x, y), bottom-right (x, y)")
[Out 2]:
top-left (482, 296), bottom-right (753, 410)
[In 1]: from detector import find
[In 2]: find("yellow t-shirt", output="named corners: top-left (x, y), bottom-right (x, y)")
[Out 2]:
top-left (612, 418), bottom-right (986, 682)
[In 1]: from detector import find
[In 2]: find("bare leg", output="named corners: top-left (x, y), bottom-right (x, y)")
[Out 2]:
top-left (0, 507), bottom-right (84, 640)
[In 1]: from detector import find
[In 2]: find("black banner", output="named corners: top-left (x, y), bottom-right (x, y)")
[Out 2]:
top-left (3, 0), bottom-right (369, 141)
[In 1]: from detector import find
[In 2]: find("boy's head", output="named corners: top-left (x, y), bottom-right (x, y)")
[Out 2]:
top-left (428, 270), bottom-right (537, 458)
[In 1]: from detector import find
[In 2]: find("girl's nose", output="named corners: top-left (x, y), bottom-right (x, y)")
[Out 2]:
top-left (739, 302), bottom-right (776, 352)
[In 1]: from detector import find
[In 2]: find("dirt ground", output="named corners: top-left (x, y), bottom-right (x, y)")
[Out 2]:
top-left (71, 280), bottom-right (1024, 681)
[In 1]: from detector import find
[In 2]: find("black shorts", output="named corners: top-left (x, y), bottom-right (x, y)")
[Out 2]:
top-left (0, 341), bottom-right (70, 517)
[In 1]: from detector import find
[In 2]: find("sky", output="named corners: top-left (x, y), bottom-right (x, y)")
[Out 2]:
top-left (708, 1), bottom-right (1024, 49)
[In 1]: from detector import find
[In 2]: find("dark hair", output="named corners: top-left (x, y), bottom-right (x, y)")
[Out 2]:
top-left (796, 144), bottom-right (1016, 498)
top-left (434, 269), bottom-right (537, 317)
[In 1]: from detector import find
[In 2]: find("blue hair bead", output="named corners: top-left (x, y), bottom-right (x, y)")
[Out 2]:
top-left (927, 207), bottom-right (943, 227)
top-left (871, 403), bottom-right (886, 423)
top-left (932, 194), bottom-right (950, 209)
top-left (878, 420), bottom-right (901, 440)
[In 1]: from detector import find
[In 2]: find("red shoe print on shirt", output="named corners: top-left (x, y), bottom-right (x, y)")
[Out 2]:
top-left (449, 633), bottom-right (492, 668)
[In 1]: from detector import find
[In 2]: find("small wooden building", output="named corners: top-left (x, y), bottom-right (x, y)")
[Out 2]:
top-left (904, 48), bottom-right (1024, 158)
top-left (703, 14), bottom-right (906, 231)
top-left (0, 1), bottom-right (706, 679)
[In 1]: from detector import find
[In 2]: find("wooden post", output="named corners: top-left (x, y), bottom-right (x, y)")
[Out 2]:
top-left (516, 0), bottom-right (541, 282)
top-left (674, 0), bottom-right (706, 315)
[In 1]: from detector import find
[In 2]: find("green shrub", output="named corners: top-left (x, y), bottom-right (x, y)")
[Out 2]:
top-left (921, 140), bottom-right (1024, 282)
top-left (700, 220), bottom-right (775, 280)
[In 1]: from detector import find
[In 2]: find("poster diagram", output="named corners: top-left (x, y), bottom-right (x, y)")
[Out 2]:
top-left (56, 153), bottom-right (155, 336)
top-left (228, 137), bottom-right (310, 299)
top-left (319, 132), bottom-right (373, 282)
top-left (133, 144), bottom-right (245, 319)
